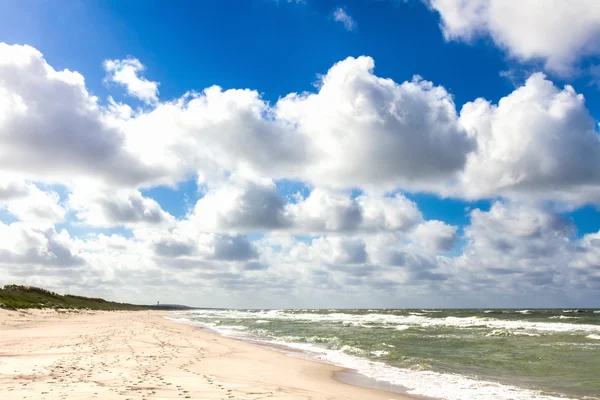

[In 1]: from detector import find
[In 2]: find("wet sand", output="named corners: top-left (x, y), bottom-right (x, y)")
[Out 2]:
top-left (0, 309), bottom-right (410, 399)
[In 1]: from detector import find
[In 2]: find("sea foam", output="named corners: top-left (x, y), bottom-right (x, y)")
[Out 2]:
top-left (180, 309), bottom-right (600, 335)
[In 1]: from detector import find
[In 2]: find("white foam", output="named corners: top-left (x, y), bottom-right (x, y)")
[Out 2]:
top-left (180, 309), bottom-right (600, 335)
top-left (371, 350), bottom-right (390, 357)
top-left (170, 313), bottom-right (576, 400)
top-left (513, 331), bottom-right (541, 337)
top-left (587, 334), bottom-right (600, 340)
top-left (260, 336), bottom-right (571, 400)
top-left (339, 345), bottom-right (366, 355)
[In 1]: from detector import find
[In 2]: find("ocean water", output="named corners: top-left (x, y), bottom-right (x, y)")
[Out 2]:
top-left (172, 309), bottom-right (600, 400)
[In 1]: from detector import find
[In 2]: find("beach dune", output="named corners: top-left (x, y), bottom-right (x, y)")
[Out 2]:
top-left (0, 309), bottom-right (408, 400)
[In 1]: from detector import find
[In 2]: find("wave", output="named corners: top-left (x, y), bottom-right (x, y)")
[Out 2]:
top-left (180, 309), bottom-right (600, 335)
top-left (486, 330), bottom-right (540, 337)
top-left (486, 330), bottom-right (541, 337)
top-left (587, 334), bottom-right (600, 340)
top-left (371, 350), bottom-right (389, 357)
top-left (171, 314), bottom-right (583, 400)
top-left (186, 320), bottom-right (570, 400)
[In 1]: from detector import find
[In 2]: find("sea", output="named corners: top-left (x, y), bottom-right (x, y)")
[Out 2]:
top-left (171, 308), bottom-right (600, 400)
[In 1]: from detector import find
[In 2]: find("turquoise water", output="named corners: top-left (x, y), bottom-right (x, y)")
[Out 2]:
top-left (173, 309), bottom-right (600, 400)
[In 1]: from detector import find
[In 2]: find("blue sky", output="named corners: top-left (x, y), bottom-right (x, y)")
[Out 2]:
top-left (0, 0), bottom-right (600, 307)
top-left (4, 0), bottom-right (591, 231)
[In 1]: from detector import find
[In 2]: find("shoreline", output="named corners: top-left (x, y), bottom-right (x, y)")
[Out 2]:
top-left (0, 309), bottom-right (412, 400)
top-left (169, 315), bottom-right (427, 399)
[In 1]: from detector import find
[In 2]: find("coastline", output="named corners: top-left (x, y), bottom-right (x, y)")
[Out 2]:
top-left (0, 309), bottom-right (412, 400)
top-left (172, 316), bottom-right (427, 399)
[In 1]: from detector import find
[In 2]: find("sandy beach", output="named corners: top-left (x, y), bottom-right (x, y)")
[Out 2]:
top-left (0, 309), bottom-right (409, 400)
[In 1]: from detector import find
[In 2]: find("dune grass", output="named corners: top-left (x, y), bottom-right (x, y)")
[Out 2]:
top-left (0, 285), bottom-right (149, 311)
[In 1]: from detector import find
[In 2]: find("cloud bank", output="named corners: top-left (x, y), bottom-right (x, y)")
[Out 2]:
top-left (1, 42), bottom-right (599, 307)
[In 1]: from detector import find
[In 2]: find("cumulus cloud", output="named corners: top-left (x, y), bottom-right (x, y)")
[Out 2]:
top-left (212, 234), bottom-right (259, 261)
top-left (286, 189), bottom-right (422, 233)
top-left (426, 0), bottom-right (600, 75)
top-left (1, 41), bottom-right (600, 307)
top-left (0, 44), bottom-right (158, 187)
top-left (191, 178), bottom-right (289, 231)
top-left (68, 187), bottom-right (174, 228)
top-left (0, 222), bottom-right (84, 268)
top-left (569, 232), bottom-right (600, 290)
top-left (0, 179), bottom-right (65, 223)
top-left (188, 178), bottom-right (422, 234)
top-left (281, 236), bottom-right (369, 266)
top-left (0, 180), bottom-right (30, 200)
top-left (456, 73), bottom-right (600, 205)
top-left (104, 58), bottom-right (159, 103)
top-left (5, 187), bottom-right (65, 224)
top-left (119, 84), bottom-right (310, 187)
top-left (332, 7), bottom-right (356, 31)
top-left (409, 220), bottom-right (458, 252)
top-left (6, 42), bottom-right (600, 206)
top-left (276, 56), bottom-right (473, 190)
top-left (123, 56), bottom-right (473, 192)
top-left (453, 201), bottom-right (576, 297)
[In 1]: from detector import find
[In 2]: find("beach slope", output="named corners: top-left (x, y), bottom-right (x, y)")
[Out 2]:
top-left (0, 309), bottom-right (409, 400)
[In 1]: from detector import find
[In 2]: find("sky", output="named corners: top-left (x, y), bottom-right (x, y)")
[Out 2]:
top-left (0, 0), bottom-right (600, 308)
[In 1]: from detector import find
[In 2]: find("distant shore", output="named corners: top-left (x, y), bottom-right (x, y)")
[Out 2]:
top-left (0, 309), bottom-right (410, 400)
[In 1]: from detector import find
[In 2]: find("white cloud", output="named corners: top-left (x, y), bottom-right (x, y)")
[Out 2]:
top-left (190, 178), bottom-right (289, 231)
top-left (152, 233), bottom-right (259, 262)
top-left (287, 189), bottom-right (423, 233)
top-left (307, 236), bottom-right (368, 264)
top-left (114, 56), bottom-right (473, 192)
top-left (569, 231), bottom-right (600, 290)
top-left (188, 178), bottom-right (422, 234)
top-left (333, 7), bottom-right (356, 31)
top-left (0, 180), bottom-right (30, 200)
top-left (409, 220), bottom-right (458, 252)
top-left (1, 42), bottom-right (600, 307)
top-left (275, 56), bottom-right (473, 190)
top-left (104, 58), bottom-right (159, 103)
top-left (426, 0), bottom-right (600, 75)
top-left (0, 177), bottom-right (65, 223)
top-left (68, 186), bottom-right (174, 228)
top-left (0, 44), bottom-right (158, 187)
top-left (0, 222), bottom-right (84, 268)
top-left (5, 186), bottom-right (66, 224)
top-left (456, 73), bottom-right (600, 205)
top-left (6, 42), bottom-right (600, 205)
top-left (450, 201), bottom-right (579, 300)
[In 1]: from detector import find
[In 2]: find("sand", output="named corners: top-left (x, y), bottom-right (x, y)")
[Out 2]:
top-left (0, 309), bottom-right (410, 400)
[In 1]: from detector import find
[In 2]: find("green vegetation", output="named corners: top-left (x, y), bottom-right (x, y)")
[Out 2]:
top-left (0, 285), bottom-right (169, 311)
